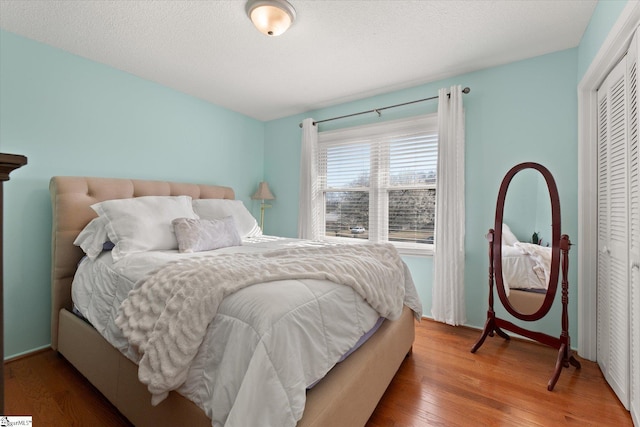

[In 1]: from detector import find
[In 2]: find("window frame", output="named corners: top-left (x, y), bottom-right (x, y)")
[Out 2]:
top-left (316, 114), bottom-right (438, 256)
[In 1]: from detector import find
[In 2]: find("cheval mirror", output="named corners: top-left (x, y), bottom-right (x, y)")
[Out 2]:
top-left (471, 162), bottom-right (581, 391)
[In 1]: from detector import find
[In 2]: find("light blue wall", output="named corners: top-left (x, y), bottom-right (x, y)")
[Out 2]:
top-left (534, 175), bottom-right (553, 245)
top-left (264, 48), bottom-right (579, 337)
top-left (577, 0), bottom-right (630, 82)
top-left (502, 170), bottom-right (540, 243)
top-left (501, 170), bottom-right (553, 246)
top-left (0, 30), bottom-right (265, 358)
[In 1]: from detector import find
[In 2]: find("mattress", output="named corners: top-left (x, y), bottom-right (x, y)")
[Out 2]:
top-left (71, 235), bottom-right (421, 427)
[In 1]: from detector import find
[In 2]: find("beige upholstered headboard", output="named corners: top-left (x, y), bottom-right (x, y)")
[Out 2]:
top-left (49, 176), bottom-right (235, 350)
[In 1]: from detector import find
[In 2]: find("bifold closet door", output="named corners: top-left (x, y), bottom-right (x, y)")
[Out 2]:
top-left (597, 52), bottom-right (630, 410)
top-left (628, 30), bottom-right (640, 427)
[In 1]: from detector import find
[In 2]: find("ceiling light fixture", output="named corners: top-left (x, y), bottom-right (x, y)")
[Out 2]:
top-left (246, 0), bottom-right (296, 37)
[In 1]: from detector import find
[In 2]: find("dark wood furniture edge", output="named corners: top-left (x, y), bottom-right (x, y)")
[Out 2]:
top-left (0, 154), bottom-right (27, 180)
top-left (0, 153), bottom-right (28, 415)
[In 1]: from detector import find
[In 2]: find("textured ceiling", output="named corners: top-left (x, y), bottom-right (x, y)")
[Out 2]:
top-left (0, 0), bottom-right (597, 121)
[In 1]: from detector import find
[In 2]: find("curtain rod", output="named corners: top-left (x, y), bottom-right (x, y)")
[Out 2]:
top-left (298, 87), bottom-right (470, 128)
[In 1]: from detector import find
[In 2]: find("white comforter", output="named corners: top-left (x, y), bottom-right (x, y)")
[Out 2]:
top-left (72, 236), bottom-right (422, 427)
top-left (501, 242), bottom-right (552, 295)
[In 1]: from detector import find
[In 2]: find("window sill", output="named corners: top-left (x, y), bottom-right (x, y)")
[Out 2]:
top-left (396, 245), bottom-right (433, 257)
top-left (320, 236), bottom-right (434, 257)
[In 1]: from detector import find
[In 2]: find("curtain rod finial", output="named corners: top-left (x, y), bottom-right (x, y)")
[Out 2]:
top-left (462, 87), bottom-right (470, 94)
top-left (298, 121), bottom-right (318, 128)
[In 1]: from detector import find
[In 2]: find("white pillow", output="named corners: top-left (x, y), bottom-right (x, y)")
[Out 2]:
top-left (501, 223), bottom-right (519, 246)
top-left (91, 195), bottom-right (198, 261)
top-left (192, 199), bottom-right (262, 238)
top-left (74, 217), bottom-right (109, 260)
top-left (172, 216), bottom-right (242, 253)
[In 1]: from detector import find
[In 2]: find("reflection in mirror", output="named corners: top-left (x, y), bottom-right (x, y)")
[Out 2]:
top-left (501, 170), bottom-right (553, 315)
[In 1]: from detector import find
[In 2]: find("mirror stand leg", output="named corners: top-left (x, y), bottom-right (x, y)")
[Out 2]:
top-left (471, 312), bottom-right (510, 353)
top-left (471, 317), bottom-right (493, 353)
top-left (546, 236), bottom-right (580, 391)
top-left (548, 344), bottom-right (566, 391)
top-left (494, 325), bottom-right (510, 340)
top-left (568, 354), bottom-right (581, 369)
top-left (547, 343), bottom-right (582, 391)
top-left (473, 228), bottom-right (511, 353)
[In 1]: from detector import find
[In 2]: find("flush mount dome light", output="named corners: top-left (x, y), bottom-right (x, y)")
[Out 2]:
top-left (246, 0), bottom-right (296, 36)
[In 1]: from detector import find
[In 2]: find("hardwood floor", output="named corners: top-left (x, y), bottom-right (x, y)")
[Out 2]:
top-left (368, 320), bottom-right (632, 427)
top-left (5, 319), bottom-right (632, 426)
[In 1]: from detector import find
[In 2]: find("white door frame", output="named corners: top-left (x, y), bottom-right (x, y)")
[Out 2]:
top-left (578, 1), bottom-right (640, 361)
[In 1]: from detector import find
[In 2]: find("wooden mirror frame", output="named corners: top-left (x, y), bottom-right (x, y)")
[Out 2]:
top-left (493, 162), bottom-right (561, 321)
top-left (471, 162), bottom-right (580, 391)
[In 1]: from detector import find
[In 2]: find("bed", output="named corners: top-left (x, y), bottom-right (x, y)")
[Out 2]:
top-left (500, 224), bottom-right (551, 315)
top-left (50, 176), bottom-right (419, 427)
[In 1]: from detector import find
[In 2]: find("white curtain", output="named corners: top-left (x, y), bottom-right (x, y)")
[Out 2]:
top-left (298, 118), bottom-right (320, 239)
top-left (431, 85), bottom-right (466, 325)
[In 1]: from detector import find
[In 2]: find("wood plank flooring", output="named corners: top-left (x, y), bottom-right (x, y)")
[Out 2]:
top-left (367, 320), bottom-right (632, 427)
top-left (5, 319), bottom-right (632, 426)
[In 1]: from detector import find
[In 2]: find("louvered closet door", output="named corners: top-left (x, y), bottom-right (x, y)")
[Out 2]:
top-left (628, 31), bottom-right (640, 426)
top-left (597, 55), bottom-right (630, 410)
top-left (597, 72), bottom-right (612, 398)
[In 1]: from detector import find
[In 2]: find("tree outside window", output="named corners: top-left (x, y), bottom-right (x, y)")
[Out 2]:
top-left (318, 114), bottom-right (438, 251)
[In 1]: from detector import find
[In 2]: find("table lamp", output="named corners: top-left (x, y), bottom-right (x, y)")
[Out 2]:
top-left (251, 181), bottom-right (275, 230)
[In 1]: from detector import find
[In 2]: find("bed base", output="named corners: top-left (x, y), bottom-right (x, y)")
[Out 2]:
top-left (58, 303), bottom-right (414, 427)
top-left (507, 289), bottom-right (546, 316)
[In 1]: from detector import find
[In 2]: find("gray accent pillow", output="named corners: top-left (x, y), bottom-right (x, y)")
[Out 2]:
top-left (172, 216), bottom-right (242, 253)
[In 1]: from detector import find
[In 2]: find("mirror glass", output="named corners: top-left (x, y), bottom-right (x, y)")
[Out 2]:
top-left (500, 169), bottom-right (552, 315)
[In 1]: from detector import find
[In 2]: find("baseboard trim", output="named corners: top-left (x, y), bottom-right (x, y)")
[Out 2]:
top-left (4, 344), bottom-right (51, 363)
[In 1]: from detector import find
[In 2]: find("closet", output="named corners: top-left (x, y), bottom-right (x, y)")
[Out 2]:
top-left (596, 28), bottom-right (639, 424)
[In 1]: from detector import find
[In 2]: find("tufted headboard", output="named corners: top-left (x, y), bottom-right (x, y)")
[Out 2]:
top-left (49, 176), bottom-right (235, 350)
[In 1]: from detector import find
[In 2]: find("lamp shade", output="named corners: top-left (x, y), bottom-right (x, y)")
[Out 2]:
top-left (252, 182), bottom-right (275, 200)
top-left (246, 0), bottom-right (296, 36)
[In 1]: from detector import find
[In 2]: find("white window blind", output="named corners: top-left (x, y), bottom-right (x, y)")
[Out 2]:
top-left (317, 115), bottom-right (437, 254)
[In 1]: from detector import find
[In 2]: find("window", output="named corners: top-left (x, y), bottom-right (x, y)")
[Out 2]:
top-left (317, 115), bottom-right (437, 254)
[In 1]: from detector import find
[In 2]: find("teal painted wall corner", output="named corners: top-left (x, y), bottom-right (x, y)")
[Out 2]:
top-left (0, 30), bottom-right (265, 358)
top-left (577, 0), bottom-right (630, 81)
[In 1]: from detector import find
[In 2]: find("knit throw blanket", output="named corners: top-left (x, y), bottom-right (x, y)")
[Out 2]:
top-left (115, 242), bottom-right (406, 405)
